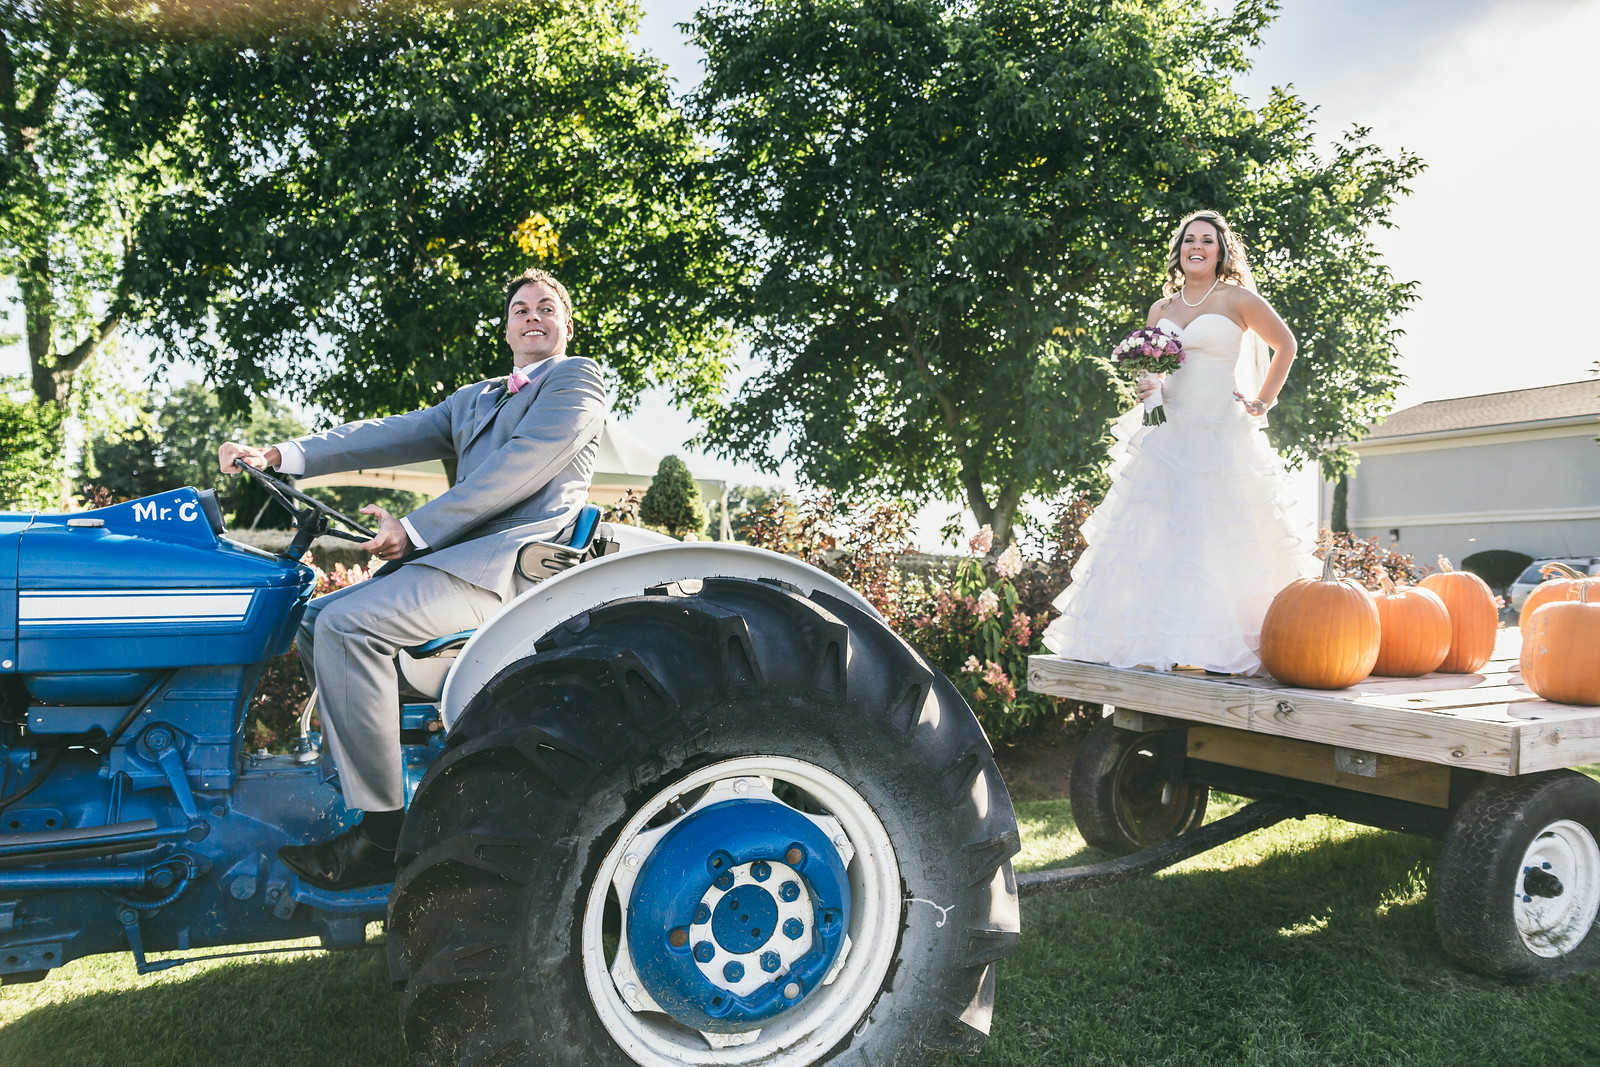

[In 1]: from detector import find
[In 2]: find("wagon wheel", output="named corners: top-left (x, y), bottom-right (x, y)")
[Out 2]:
top-left (1069, 716), bottom-right (1208, 856)
top-left (1435, 770), bottom-right (1600, 979)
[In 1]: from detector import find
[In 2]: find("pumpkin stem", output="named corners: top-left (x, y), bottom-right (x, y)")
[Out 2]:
top-left (1541, 562), bottom-right (1585, 580)
top-left (1379, 572), bottom-right (1396, 595)
top-left (1437, 555), bottom-right (1454, 573)
top-left (1321, 550), bottom-right (1336, 582)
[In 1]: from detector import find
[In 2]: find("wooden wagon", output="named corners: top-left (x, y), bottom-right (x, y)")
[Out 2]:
top-left (1024, 629), bottom-right (1600, 979)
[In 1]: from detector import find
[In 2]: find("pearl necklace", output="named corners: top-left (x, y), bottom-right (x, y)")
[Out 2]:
top-left (1178, 277), bottom-right (1220, 307)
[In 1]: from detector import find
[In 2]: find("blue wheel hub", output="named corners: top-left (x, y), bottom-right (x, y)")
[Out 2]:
top-left (625, 797), bottom-right (851, 1032)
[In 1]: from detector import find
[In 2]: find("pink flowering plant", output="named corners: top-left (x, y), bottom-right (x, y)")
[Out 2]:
top-left (899, 526), bottom-right (1064, 740)
top-left (1111, 326), bottom-right (1185, 425)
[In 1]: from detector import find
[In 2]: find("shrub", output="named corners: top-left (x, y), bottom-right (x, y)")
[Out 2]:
top-left (638, 455), bottom-right (703, 537)
top-left (0, 381), bottom-right (63, 509)
top-left (744, 490), bottom-right (1095, 742)
top-left (1317, 530), bottom-right (1429, 588)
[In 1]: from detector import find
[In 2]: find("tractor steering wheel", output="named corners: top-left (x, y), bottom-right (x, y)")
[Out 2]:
top-left (235, 462), bottom-right (377, 560)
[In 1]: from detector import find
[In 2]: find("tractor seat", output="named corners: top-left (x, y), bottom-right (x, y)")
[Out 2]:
top-left (394, 505), bottom-right (610, 702)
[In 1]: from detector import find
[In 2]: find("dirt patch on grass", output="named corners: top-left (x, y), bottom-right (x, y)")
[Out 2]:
top-left (990, 716), bottom-right (1089, 803)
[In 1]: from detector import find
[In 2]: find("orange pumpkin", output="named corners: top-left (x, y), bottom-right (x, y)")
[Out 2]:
top-left (1518, 562), bottom-right (1600, 630)
top-left (1260, 553), bottom-right (1380, 689)
top-left (1370, 575), bottom-right (1451, 677)
top-left (1419, 557), bottom-right (1498, 674)
top-left (1521, 585), bottom-right (1600, 705)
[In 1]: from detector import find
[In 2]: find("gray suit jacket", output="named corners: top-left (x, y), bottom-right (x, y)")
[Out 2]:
top-left (293, 356), bottom-right (608, 600)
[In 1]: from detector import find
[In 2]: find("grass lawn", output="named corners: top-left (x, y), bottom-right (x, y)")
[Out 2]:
top-left (3, 792), bottom-right (1598, 1066)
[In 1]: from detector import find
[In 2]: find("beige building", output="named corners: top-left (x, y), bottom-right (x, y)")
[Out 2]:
top-left (1323, 380), bottom-right (1600, 566)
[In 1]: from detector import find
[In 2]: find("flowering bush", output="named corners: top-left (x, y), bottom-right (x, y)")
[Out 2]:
top-left (245, 560), bottom-right (374, 751)
top-left (899, 527), bottom-right (1081, 741)
top-left (741, 492), bottom-right (1096, 742)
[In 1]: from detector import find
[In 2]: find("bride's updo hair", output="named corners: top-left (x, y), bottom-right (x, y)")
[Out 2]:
top-left (1162, 210), bottom-right (1252, 296)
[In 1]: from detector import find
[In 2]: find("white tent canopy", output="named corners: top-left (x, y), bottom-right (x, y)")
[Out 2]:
top-left (297, 417), bottom-right (730, 538)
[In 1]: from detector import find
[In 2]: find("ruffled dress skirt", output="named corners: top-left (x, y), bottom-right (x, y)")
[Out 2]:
top-left (1042, 356), bottom-right (1318, 675)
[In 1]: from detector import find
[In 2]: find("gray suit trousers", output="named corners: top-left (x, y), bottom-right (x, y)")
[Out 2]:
top-left (296, 565), bottom-right (500, 811)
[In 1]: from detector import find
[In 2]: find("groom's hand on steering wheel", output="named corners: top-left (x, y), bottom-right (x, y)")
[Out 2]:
top-left (218, 442), bottom-right (282, 474)
top-left (360, 505), bottom-right (413, 561)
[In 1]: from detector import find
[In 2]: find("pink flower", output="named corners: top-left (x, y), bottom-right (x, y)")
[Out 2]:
top-left (996, 543), bottom-right (1022, 580)
top-left (962, 654), bottom-right (980, 673)
top-left (976, 589), bottom-right (1000, 619)
top-left (982, 659), bottom-right (1008, 686)
top-left (1009, 612), bottom-right (1032, 645)
top-left (969, 525), bottom-right (994, 555)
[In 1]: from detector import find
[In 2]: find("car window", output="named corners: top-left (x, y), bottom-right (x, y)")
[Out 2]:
top-left (1517, 564), bottom-right (1547, 583)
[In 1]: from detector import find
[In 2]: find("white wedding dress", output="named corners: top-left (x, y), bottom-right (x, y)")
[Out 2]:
top-left (1042, 313), bottom-right (1319, 675)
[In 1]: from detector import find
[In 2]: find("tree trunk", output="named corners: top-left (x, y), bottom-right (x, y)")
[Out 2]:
top-left (1331, 473), bottom-right (1349, 534)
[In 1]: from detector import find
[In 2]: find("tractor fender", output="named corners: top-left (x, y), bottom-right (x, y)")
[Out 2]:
top-left (439, 543), bottom-right (881, 729)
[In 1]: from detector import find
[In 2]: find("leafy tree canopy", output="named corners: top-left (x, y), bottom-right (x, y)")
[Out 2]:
top-left (638, 453), bottom-right (703, 538)
top-left (82, 380), bottom-right (426, 525)
top-left (4, 0), bottom-right (739, 427)
top-left (691, 0), bottom-right (1421, 545)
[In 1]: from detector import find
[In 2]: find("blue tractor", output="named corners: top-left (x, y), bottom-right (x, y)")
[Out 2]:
top-left (0, 472), bottom-right (1020, 1066)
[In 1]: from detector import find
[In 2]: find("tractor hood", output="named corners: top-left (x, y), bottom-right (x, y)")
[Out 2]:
top-left (0, 488), bottom-right (313, 675)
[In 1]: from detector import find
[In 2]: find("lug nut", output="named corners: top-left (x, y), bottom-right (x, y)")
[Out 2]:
top-left (714, 871), bottom-right (735, 890)
top-left (669, 927), bottom-right (689, 948)
top-left (724, 961), bottom-right (745, 982)
top-left (761, 951), bottom-right (781, 973)
top-left (694, 904), bottom-right (711, 924)
top-left (779, 881), bottom-right (800, 902)
top-left (751, 861), bottom-right (771, 882)
top-left (624, 853), bottom-right (641, 869)
top-left (783, 918), bottom-right (804, 940)
top-left (694, 941), bottom-right (715, 962)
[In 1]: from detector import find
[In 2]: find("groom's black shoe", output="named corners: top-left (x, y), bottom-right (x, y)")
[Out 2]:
top-left (280, 822), bottom-right (397, 890)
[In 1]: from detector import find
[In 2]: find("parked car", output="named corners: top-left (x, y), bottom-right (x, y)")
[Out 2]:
top-left (1509, 557), bottom-right (1600, 613)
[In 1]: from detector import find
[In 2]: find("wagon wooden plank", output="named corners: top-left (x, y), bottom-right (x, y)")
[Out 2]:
top-left (1027, 626), bottom-right (1600, 775)
top-left (1184, 726), bottom-right (1452, 807)
top-left (1027, 654), bottom-right (1522, 773)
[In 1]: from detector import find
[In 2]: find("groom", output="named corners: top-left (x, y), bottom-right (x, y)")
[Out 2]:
top-left (218, 269), bottom-right (608, 889)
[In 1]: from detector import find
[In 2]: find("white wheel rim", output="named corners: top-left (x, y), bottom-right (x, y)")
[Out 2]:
top-left (581, 756), bottom-right (902, 1066)
top-left (1514, 818), bottom-right (1600, 958)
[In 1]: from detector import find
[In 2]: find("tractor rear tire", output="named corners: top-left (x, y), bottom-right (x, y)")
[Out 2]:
top-left (388, 577), bottom-right (1020, 1066)
top-left (1069, 716), bottom-right (1208, 856)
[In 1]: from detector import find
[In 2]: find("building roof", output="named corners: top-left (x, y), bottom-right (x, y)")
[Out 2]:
top-left (1364, 379), bottom-right (1600, 440)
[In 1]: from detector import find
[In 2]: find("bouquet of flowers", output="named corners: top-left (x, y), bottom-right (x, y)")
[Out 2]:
top-left (1111, 326), bottom-right (1185, 426)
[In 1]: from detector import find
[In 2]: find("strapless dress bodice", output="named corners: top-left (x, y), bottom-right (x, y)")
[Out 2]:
top-left (1157, 314), bottom-right (1247, 425)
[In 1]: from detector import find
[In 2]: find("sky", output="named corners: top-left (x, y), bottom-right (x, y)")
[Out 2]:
top-left (6, 0), bottom-right (1596, 542)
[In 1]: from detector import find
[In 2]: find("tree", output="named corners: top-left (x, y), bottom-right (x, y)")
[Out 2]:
top-left (0, 0), bottom-right (146, 408)
top-left (710, 482), bottom-right (782, 542)
top-left (82, 381), bottom-right (425, 525)
top-left (114, 0), bottom-right (738, 423)
top-left (4, 0), bottom-right (737, 425)
top-left (638, 454), bottom-right (703, 538)
top-left (692, 0), bottom-right (1421, 546)
top-left (83, 381), bottom-right (305, 522)
top-left (0, 377), bottom-right (63, 508)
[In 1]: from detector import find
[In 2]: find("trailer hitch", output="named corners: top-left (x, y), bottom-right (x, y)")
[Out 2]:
top-left (1016, 799), bottom-right (1303, 899)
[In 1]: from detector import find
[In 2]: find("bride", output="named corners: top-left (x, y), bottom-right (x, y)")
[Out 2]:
top-left (1042, 209), bottom-right (1318, 675)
